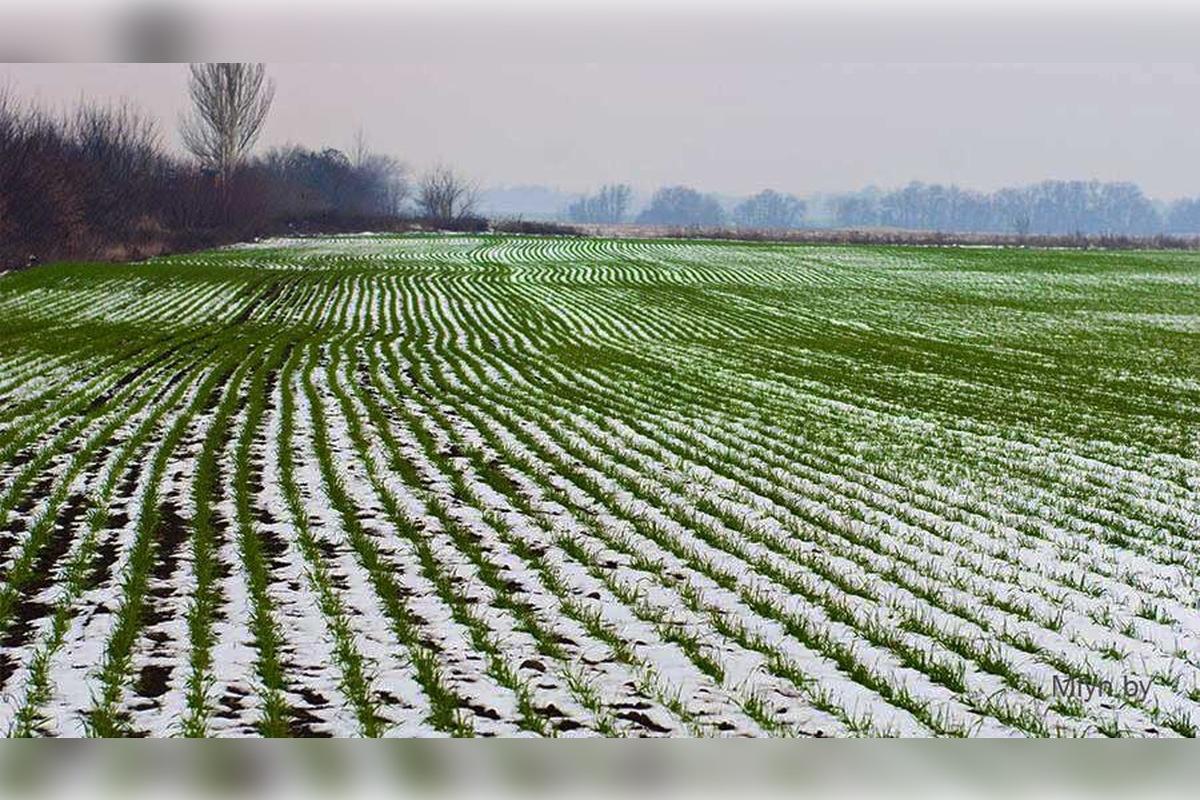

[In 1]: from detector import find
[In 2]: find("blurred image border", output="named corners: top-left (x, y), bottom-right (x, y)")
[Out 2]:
top-left (2, 740), bottom-right (1199, 800)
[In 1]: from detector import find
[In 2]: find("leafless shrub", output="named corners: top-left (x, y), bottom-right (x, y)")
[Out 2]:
top-left (0, 91), bottom-right (89, 263)
top-left (69, 101), bottom-right (164, 238)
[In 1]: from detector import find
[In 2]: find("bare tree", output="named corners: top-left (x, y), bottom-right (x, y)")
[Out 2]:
top-left (598, 183), bottom-right (632, 223)
top-left (351, 126), bottom-right (369, 170)
top-left (1012, 213), bottom-right (1031, 238)
top-left (359, 152), bottom-right (410, 215)
top-left (733, 189), bottom-right (804, 230)
top-left (636, 186), bottom-right (725, 227)
top-left (180, 63), bottom-right (275, 184)
top-left (567, 183), bottom-right (632, 224)
top-left (417, 164), bottom-right (479, 225)
top-left (348, 127), bottom-right (409, 214)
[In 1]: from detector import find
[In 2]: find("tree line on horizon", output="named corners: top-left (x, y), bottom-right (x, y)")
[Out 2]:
top-left (563, 180), bottom-right (1200, 235)
top-left (827, 180), bottom-right (1200, 236)
top-left (0, 63), bottom-right (481, 269)
top-left (567, 185), bottom-right (805, 229)
top-left (7, 62), bottom-right (1200, 270)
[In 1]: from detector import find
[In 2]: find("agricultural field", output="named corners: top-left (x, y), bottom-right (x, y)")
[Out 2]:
top-left (0, 233), bottom-right (1197, 737)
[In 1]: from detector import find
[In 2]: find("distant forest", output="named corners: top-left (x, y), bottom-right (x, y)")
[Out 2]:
top-left (824, 181), bottom-right (1200, 236)
top-left (499, 181), bottom-right (1200, 236)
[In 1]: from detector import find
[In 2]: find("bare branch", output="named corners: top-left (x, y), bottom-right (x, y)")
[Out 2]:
top-left (417, 164), bottom-right (479, 225)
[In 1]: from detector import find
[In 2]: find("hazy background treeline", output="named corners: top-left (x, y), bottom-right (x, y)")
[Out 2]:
top-left (824, 181), bottom-right (1194, 236)
top-left (491, 180), bottom-right (1200, 235)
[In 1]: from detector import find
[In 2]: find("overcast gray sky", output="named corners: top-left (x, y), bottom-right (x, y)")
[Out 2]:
top-left (4, 2), bottom-right (1200, 198)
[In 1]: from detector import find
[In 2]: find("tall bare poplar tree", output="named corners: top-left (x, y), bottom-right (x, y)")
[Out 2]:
top-left (180, 63), bottom-right (274, 185)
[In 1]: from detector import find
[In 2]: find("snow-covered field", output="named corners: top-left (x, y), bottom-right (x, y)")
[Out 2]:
top-left (0, 234), bottom-right (1197, 737)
